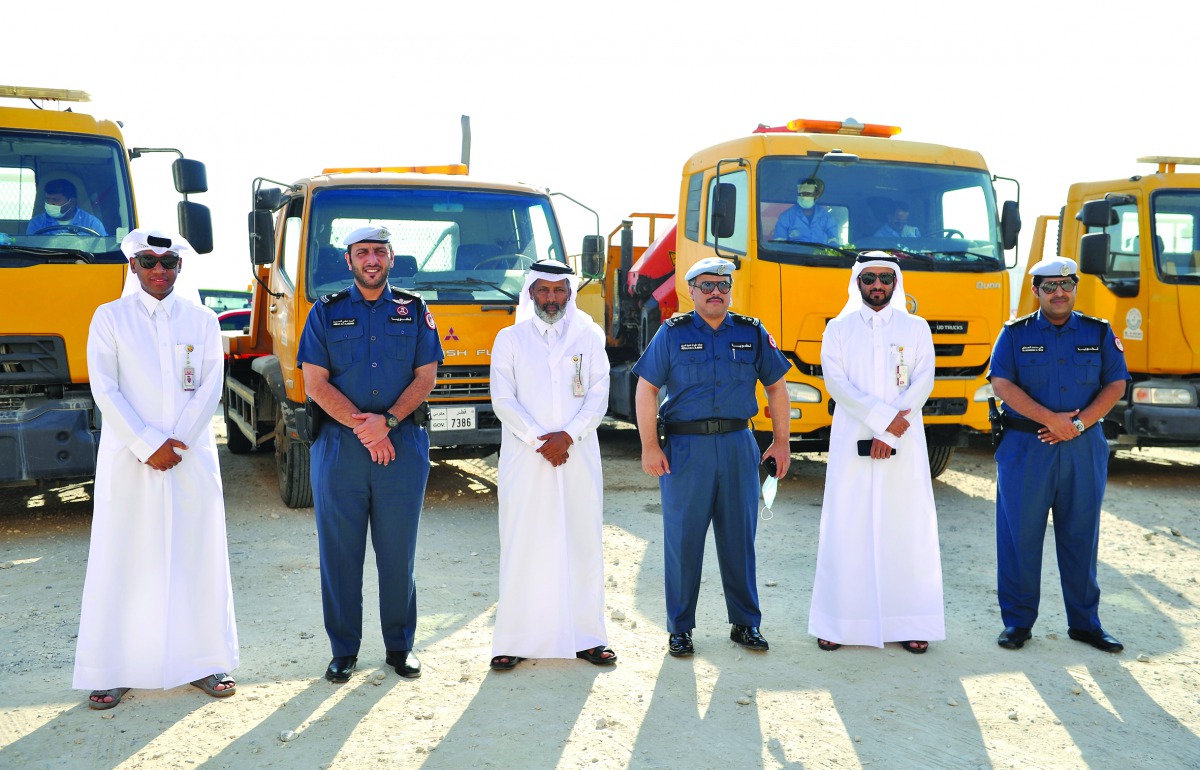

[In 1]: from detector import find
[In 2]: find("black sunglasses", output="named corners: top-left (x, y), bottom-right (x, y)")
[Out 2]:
top-left (136, 254), bottom-right (180, 270)
top-left (859, 272), bottom-right (895, 286)
top-left (690, 279), bottom-right (732, 294)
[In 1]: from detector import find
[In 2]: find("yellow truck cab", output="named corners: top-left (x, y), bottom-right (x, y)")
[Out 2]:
top-left (1018, 156), bottom-right (1200, 449)
top-left (225, 160), bottom-right (602, 507)
top-left (658, 118), bottom-right (1020, 476)
top-left (0, 86), bottom-right (211, 488)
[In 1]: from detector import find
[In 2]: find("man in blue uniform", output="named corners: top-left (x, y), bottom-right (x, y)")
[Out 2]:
top-left (988, 256), bottom-right (1129, 653)
top-left (27, 178), bottom-right (108, 236)
top-left (633, 257), bottom-right (793, 657)
top-left (297, 225), bottom-right (444, 682)
top-left (772, 177), bottom-right (839, 245)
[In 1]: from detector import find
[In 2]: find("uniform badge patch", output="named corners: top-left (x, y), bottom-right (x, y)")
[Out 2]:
top-left (1113, 334), bottom-right (1124, 353)
top-left (397, 305), bottom-right (409, 316)
top-left (768, 333), bottom-right (778, 349)
top-left (425, 311), bottom-right (436, 330)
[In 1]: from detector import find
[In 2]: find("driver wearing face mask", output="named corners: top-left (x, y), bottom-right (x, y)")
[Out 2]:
top-left (26, 178), bottom-right (108, 237)
top-left (772, 177), bottom-right (839, 245)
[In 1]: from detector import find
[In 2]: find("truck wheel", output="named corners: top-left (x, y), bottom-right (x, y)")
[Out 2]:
top-left (224, 401), bottom-right (254, 455)
top-left (927, 445), bottom-right (955, 478)
top-left (275, 410), bottom-right (313, 508)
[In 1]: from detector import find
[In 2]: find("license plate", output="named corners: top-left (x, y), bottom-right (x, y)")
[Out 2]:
top-left (430, 406), bottom-right (475, 431)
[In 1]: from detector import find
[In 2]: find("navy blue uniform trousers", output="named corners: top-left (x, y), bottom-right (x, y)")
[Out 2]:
top-left (995, 427), bottom-right (1107, 631)
top-left (312, 421), bottom-right (428, 657)
top-left (660, 430), bottom-right (761, 633)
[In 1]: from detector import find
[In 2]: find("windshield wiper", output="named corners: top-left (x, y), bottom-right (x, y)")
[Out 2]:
top-left (412, 277), bottom-right (516, 300)
top-left (775, 240), bottom-right (860, 259)
top-left (0, 244), bottom-right (95, 262)
top-left (882, 248), bottom-right (936, 265)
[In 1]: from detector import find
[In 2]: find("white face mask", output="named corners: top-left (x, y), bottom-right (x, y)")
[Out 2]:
top-left (44, 202), bottom-right (66, 219)
top-left (797, 196), bottom-right (815, 210)
top-left (761, 474), bottom-right (777, 520)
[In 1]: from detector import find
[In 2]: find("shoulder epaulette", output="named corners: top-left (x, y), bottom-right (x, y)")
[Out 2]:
top-left (1078, 313), bottom-right (1111, 326)
top-left (390, 287), bottom-right (423, 304)
top-left (1004, 312), bottom-right (1038, 327)
top-left (319, 288), bottom-right (351, 305)
top-left (728, 312), bottom-right (761, 327)
top-left (663, 311), bottom-right (694, 328)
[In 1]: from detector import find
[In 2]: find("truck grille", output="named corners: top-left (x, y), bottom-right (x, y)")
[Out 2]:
top-left (0, 337), bottom-right (70, 384)
top-left (431, 366), bottom-right (491, 399)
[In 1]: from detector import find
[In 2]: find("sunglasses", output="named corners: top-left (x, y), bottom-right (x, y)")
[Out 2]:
top-left (859, 272), bottom-right (895, 286)
top-left (1037, 279), bottom-right (1077, 294)
top-left (136, 254), bottom-right (180, 270)
top-left (691, 279), bottom-right (732, 294)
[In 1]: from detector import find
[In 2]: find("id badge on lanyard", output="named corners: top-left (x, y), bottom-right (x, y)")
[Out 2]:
top-left (182, 344), bottom-right (196, 391)
top-left (894, 345), bottom-right (909, 389)
top-left (572, 354), bottom-right (585, 397)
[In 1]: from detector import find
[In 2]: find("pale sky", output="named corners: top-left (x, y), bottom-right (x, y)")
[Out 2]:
top-left (6, 0), bottom-right (1197, 303)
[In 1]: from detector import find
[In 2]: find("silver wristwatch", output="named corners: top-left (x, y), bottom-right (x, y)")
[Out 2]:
top-left (1072, 418), bottom-right (1085, 434)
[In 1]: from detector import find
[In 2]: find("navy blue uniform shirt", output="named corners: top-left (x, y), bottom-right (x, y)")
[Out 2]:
top-left (987, 309), bottom-right (1129, 421)
top-left (633, 311), bottom-right (792, 422)
top-left (297, 282), bottom-right (444, 413)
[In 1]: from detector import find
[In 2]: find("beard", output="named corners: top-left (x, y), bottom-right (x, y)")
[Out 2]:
top-left (534, 302), bottom-right (565, 324)
top-left (860, 286), bottom-right (893, 308)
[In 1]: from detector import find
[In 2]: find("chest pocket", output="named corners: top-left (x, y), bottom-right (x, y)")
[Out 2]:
top-left (1017, 351), bottom-right (1051, 387)
top-left (384, 321), bottom-right (417, 362)
top-left (1073, 351), bottom-right (1101, 386)
top-left (329, 321), bottom-right (364, 368)
top-left (674, 349), bottom-right (710, 386)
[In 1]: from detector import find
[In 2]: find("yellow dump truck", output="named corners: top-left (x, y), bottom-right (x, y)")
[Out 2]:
top-left (0, 85), bottom-right (211, 488)
top-left (1017, 156), bottom-right (1200, 450)
top-left (223, 142), bottom-right (602, 507)
top-left (604, 118), bottom-right (1021, 476)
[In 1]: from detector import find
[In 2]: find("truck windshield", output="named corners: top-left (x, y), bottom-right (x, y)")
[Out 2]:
top-left (0, 130), bottom-right (133, 265)
top-left (306, 187), bottom-right (567, 302)
top-left (756, 158), bottom-right (1002, 271)
top-left (1151, 191), bottom-right (1200, 285)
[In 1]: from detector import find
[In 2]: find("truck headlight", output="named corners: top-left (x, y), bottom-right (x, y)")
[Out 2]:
top-left (1132, 385), bottom-right (1197, 406)
top-left (786, 382), bottom-right (822, 403)
top-left (973, 383), bottom-right (995, 402)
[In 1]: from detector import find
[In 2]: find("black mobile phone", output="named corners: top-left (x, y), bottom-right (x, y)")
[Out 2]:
top-left (857, 439), bottom-right (896, 457)
top-left (761, 456), bottom-right (777, 476)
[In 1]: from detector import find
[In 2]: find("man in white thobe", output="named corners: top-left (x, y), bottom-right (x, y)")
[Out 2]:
top-left (488, 260), bottom-right (614, 670)
top-left (74, 229), bottom-right (238, 709)
top-left (809, 252), bottom-right (945, 653)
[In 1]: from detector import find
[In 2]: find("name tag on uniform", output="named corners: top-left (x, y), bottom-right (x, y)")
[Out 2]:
top-left (1076, 345), bottom-right (1100, 352)
top-left (1020, 345), bottom-right (1045, 353)
top-left (680, 342), bottom-right (704, 351)
top-left (388, 315), bottom-right (414, 323)
top-left (331, 318), bottom-right (357, 327)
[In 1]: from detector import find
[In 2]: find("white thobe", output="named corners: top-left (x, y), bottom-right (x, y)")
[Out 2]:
top-left (73, 289), bottom-right (239, 690)
top-left (809, 304), bottom-right (945, 646)
top-left (490, 312), bottom-right (610, 658)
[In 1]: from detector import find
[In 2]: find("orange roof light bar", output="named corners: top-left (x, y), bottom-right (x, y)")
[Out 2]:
top-left (766, 117), bottom-right (902, 138)
top-left (0, 85), bottom-right (91, 102)
top-left (322, 164), bottom-right (469, 176)
top-left (1137, 156), bottom-right (1200, 174)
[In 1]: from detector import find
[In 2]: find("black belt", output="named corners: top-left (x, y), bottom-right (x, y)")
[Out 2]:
top-left (1001, 414), bottom-right (1097, 434)
top-left (1001, 415), bottom-right (1042, 434)
top-left (664, 419), bottom-right (748, 435)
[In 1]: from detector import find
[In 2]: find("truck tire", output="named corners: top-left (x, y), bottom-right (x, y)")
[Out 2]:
top-left (927, 444), bottom-right (955, 479)
top-left (275, 408), bottom-right (313, 509)
top-left (224, 401), bottom-right (254, 455)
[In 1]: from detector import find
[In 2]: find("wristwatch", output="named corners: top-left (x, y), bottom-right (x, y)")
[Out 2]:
top-left (385, 413), bottom-right (400, 429)
top-left (1072, 418), bottom-right (1085, 434)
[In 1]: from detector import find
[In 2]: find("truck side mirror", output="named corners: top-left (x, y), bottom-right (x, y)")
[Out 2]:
top-left (580, 234), bottom-right (606, 279)
top-left (178, 201), bottom-right (213, 254)
top-left (1079, 232), bottom-right (1110, 275)
top-left (249, 210), bottom-right (276, 266)
top-left (710, 182), bottom-right (737, 239)
top-left (1000, 200), bottom-right (1021, 251)
top-left (1078, 199), bottom-right (1118, 228)
top-left (172, 158), bottom-right (209, 195)
top-left (255, 187), bottom-right (284, 211)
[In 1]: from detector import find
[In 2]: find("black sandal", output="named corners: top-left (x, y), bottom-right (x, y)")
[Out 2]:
top-left (817, 639), bottom-right (842, 651)
top-left (87, 687), bottom-right (130, 710)
top-left (901, 640), bottom-right (929, 654)
top-left (191, 673), bottom-right (236, 697)
top-left (576, 646), bottom-right (618, 666)
top-left (489, 655), bottom-right (525, 670)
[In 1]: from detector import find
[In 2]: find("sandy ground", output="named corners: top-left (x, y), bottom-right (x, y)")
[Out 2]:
top-left (1, 419), bottom-right (1198, 770)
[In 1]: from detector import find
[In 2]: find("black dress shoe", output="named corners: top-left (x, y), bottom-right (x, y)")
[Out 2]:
top-left (730, 624), bottom-right (769, 651)
top-left (1068, 628), bottom-right (1124, 653)
top-left (385, 649), bottom-right (423, 678)
top-left (997, 627), bottom-right (1032, 649)
top-left (668, 632), bottom-right (694, 657)
top-left (326, 655), bottom-right (357, 683)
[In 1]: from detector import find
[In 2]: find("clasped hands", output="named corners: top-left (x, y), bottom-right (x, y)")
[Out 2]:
top-left (537, 431), bottom-right (573, 467)
top-left (1036, 409), bottom-right (1082, 445)
top-left (146, 438), bottom-right (188, 471)
top-left (351, 412), bottom-right (397, 465)
top-left (868, 408), bottom-right (912, 460)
